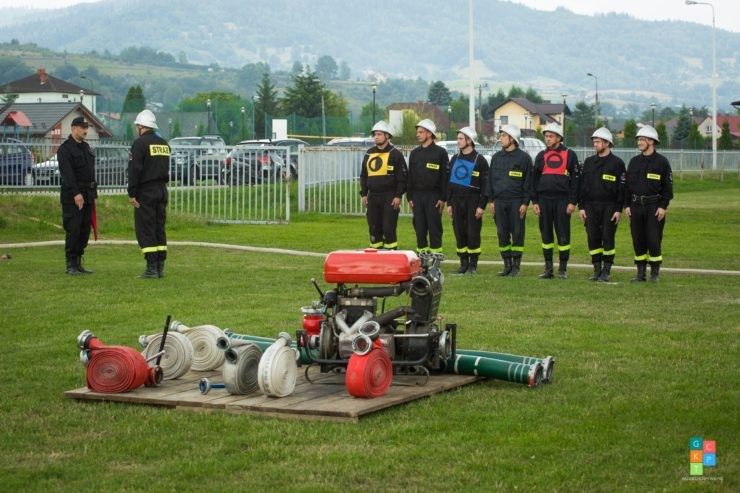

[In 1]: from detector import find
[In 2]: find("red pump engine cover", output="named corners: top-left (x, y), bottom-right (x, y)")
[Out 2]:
top-left (324, 249), bottom-right (421, 284)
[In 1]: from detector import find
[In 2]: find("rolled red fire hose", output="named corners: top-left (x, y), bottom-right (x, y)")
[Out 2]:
top-left (345, 339), bottom-right (393, 398)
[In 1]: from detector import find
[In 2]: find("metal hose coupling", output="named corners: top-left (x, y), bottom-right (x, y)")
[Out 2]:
top-left (139, 332), bottom-right (193, 380)
top-left (199, 377), bottom-right (225, 395)
top-left (351, 333), bottom-right (373, 356)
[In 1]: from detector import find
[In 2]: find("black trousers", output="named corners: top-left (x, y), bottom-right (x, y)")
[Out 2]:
top-left (494, 199), bottom-right (525, 259)
top-left (62, 202), bottom-right (93, 259)
top-left (366, 191), bottom-right (399, 249)
top-left (135, 184), bottom-right (168, 255)
top-left (412, 191), bottom-right (443, 251)
top-left (585, 203), bottom-right (618, 264)
top-left (450, 195), bottom-right (482, 255)
top-left (630, 202), bottom-right (665, 263)
top-left (538, 197), bottom-right (571, 262)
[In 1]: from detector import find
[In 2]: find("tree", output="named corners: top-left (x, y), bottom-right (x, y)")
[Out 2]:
top-left (238, 62), bottom-right (270, 95)
top-left (281, 69), bottom-right (324, 117)
top-left (315, 55), bottom-right (338, 81)
top-left (122, 85), bottom-right (146, 113)
top-left (0, 56), bottom-right (31, 85)
top-left (623, 119), bottom-right (638, 144)
top-left (656, 122), bottom-right (669, 147)
top-left (427, 81), bottom-right (451, 106)
top-left (672, 107), bottom-right (691, 148)
top-left (571, 101), bottom-right (596, 146)
top-left (338, 61), bottom-right (351, 81)
top-left (507, 85), bottom-right (525, 99)
top-left (524, 87), bottom-right (543, 104)
top-left (255, 72), bottom-right (279, 139)
top-left (686, 121), bottom-right (704, 150)
top-left (171, 120), bottom-right (182, 139)
top-left (718, 120), bottom-right (734, 150)
top-left (291, 61), bottom-right (304, 76)
top-left (396, 110), bottom-right (421, 146)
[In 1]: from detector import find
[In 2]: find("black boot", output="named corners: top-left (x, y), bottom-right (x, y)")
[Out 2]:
top-left (139, 253), bottom-right (159, 279)
top-left (597, 262), bottom-right (612, 283)
top-left (76, 256), bottom-right (93, 274)
top-left (649, 262), bottom-right (661, 283)
top-left (509, 257), bottom-right (521, 277)
top-left (467, 254), bottom-right (479, 275)
top-left (157, 251), bottom-right (166, 278)
top-left (538, 260), bottom-right (554, 279)
top-left (454, 254), bottom-right (469, 275)
top-left (558, 259), bottom-right (568, 279)
top-left (589, 262), bottom-right (602, 281)
top-left (497, 256), bottom-right (512, 277)
top-left (630, 262), bottom-right (647, 282)
top-left (66, 257), bottom-right (81, 276)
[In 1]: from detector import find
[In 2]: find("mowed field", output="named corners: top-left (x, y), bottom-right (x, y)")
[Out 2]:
top-left (0, 176), bottom-right (738, 492)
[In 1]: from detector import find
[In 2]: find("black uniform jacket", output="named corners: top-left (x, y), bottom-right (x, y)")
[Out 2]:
top-left (486, 147), bottom-right (532, 206)
top-left (128, 130), bottom-right (170, 199)
top-left (359, 144), bottom-right (407, 198)
top-left (58, 135), bottom-right (97, 204)
top-left (579, 152), bottom-right (626, 215)
top-left (624, 151), bottom-right (673, 210)
top-left (407, 143), bottom-right (449, 203)
top-left (532, 144), bottom-right (580, 204)
top-left (447, 149), bottom-right (489, 210)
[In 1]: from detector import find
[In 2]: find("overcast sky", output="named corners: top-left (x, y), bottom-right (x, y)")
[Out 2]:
top-left (1, 0), bottom-right (738, 32)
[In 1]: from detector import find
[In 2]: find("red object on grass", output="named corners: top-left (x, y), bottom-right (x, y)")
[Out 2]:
top-left (345, 340), bottom-right (393, 398)
top-left (85, 336), bottom-right (160, 393)
top-left (91, 203), bottom-right (98, 240)
top-left (324, 249), bottom-right (420, 284)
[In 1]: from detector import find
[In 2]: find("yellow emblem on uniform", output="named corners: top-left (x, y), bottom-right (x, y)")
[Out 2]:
top-left (602, 174), bottom-right (616, 182)
top-left (150, 145), bottom-right (171, 157)
top-left (509, 170), bottom-right (523, 177)
top-left (366, 152), bottom-right (390, 176)
top-left (647, 173), bottom-right (661, 180)
top-left (426, 163), bottom-right (440, 170)
top-left (472, 171), bottom-right (480, 177)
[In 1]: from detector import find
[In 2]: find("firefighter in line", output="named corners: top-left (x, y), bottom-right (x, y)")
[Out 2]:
top-left (578, 127), bottom-right (626, 283)
top-left (447, 126), bottom-right (489, 275)
top-left (624, 125), bottom-right (673, 282)
top-left (128, 109), bottom-right (171, 278)
top-left (485, 124), bottom-right (532, 277)
top-left (360, 121), bottom-right (408, 250)
top-left (58, 116), bottom-right (97, 275)
top-left (407, 119), bottom-right (449, 254)
top-left (532, 122), bottom-right (580, 279)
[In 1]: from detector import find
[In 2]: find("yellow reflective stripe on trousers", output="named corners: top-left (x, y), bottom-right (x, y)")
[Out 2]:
top-left (370, 242), bottom-right (383, 249)
top-left (511, 246), bottom-right (524, 252)
top-left (383, 242), bottom-right (398, 249)
top-left (429, 247), bottom-right (443, 253)
top-left (634, 254), bottom-right (648, 261)
top-left (499, 245), bottom-right (512, 252)
top-left (648, 255), bottom-right (663, 262)
top-left (541, 243), bottom-right (554, 250)
top-left (142, 245), bottom-right (167, 254)
top-left (467, 247), bottom-right (482, 254)
top-left (603, 249), bottom-right (615, 256)
top-left (589, 248), bottom-right (604, 256)
top-left (456, 247), bottom-right (469, 254)
top-left (558, 244), bottom-right (571, 251)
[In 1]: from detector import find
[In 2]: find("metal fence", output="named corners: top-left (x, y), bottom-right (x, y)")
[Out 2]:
top-left (0, 139), bottom-right (291, 224)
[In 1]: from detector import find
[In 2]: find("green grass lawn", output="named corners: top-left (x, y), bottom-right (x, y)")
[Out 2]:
top-left (0, 177), bottom-right (738, 492)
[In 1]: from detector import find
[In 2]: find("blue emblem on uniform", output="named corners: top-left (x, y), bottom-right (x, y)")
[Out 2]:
top-left (450, 158), bottom-right (475, 187)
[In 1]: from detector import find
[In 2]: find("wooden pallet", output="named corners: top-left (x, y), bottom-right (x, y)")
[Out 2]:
top-left (64, 366), bottom-right (482, 423)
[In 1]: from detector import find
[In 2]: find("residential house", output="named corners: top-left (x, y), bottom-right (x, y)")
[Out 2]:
top-left (491, 98), bottom-right (570, 136)
top-left (696, 115), bottom-right (740, 141)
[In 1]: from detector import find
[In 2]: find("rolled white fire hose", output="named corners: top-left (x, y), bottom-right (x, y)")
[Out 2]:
top-left (139, 331), bottom-right (193, 380)
top-left (258, 332), bottom-right (297, 397)
top-left (222, 343), bottom-right (262, 395)
top-left (170, 321), bottom-right (225, 371)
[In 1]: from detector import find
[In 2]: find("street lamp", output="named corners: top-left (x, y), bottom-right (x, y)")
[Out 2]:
top-left (79, 89), bottom-right (84, 107)
top-left (240, 106), bottom-right (246, 140)
top-left (251, 96), bottom-right (256, 139)
top-left (651, 103), bottom-right (656, 127)
top-left (686, 0), bottom-right (717, 169)
top-left (447, 104), bottom-right (452, 137)
top-left (689, 108), bottom-right (694, 149)
top-left (168, 117), bottom-right (172, 138)
top-left (206, 98), bottom-right (212, 134)
top-left (80, 75), bottom-right (94, 114)
top-left (372, 83), bottom-right (377, 124)
top-left (586, 72), bottom-right (599, 128)
top-left (561, 94), bottom-right (567, 126)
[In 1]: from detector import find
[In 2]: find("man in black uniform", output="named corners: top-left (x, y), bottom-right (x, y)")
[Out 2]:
top-left (624, 125), bottom-right (673, 282)
top-left (407, 119), bottom-right (448, 254)
top-left (446, 126), bottom-right (488, 275)
top-left (360, 121), bottom-right (407, 250)
top-left (58, 116), bottom-right (97, 275)
top-left (578, 127), bottom-right (626, 283)
top-left (128, 109), bottom-right (170, 278)
top-left (485, 124), bottom-right (532, 277)
top-left (532, 122), bottom-right (580, 279)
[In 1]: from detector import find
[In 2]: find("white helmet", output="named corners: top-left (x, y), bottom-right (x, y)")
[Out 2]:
top-left (458, 126), bottom-right (477, 145)
top-left (134, 109), bottom-right (158, 129)
top-left (636, 125), bottom-right (660, 144)
top-left (592, 127), bottom-right (613, 146)
top-left (416, 119), bottom-right (437, 138)
top-left (371, 120), bottom-right (393, 138)
top-left (500, 124), bottom-right (521, 145)
top-left (542, 122), bottom-right (563, 138)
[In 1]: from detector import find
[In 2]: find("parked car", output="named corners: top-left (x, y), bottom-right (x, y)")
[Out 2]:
top-left (221, 140), bottom-right (290, 185)
top-left (272, 138), bottom-right (308, 178)
top-left (0, 138), bottom-right (34, 186)
top-left (95, 146), bottom-right (130, 186)
top-left (326, 137), bottom-right (374, 148)
top-left (169, 136), bottom-right (227, 184)
top-left (31, 154), bottom-right (60, 186)
top-left (489, 137), bottom-right (546, 162)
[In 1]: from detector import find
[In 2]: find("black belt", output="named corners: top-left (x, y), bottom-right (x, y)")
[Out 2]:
top-left (77, 181), bottom-right (97, 190)
top-left (632, 194), bottom-right (660, 205)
